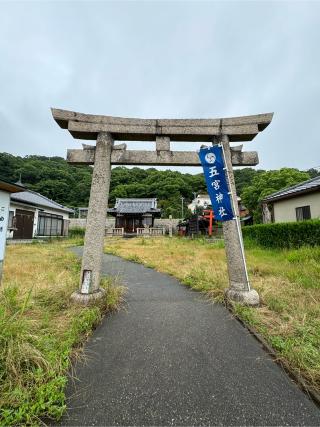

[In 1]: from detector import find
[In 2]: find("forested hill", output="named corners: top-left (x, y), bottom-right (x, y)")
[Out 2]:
top-left (0, 152), bottom-right (318, 221)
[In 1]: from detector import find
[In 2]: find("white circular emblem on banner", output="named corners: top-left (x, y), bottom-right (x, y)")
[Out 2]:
top-left (205, 152), bottom-right (216, 164)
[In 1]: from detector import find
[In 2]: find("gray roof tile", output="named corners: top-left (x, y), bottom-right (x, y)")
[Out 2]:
top-left (11, 190), bottom-right (74, 214)
top-left (109, 198), bottom-right (161, 214)
top-left (263, 176), bottom-right (320, 202)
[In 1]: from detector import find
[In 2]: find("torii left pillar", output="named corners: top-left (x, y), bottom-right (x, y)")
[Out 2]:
top-left (71, 132), bottom-right (113, 304)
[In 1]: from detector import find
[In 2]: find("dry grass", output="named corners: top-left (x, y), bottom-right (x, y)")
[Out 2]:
top-left (0, 240), bottom-right (124, 426)
top-left (104, 236), bottom-right (320, 393)
top-left (4, 242), bottom-right (75, 291)
top-left (106, 237), bottom-right (228, 298)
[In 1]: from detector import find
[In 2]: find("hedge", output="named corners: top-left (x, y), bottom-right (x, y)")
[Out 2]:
top-left (242, 219), bottom-right (320, 249)
top-left (69, 227), bottom-right (86, 238)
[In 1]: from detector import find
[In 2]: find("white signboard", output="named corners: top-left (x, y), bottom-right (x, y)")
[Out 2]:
top-left (81, 270), bottom-right (92, 294)
top-left (0, 190), bottom-right (10, 281)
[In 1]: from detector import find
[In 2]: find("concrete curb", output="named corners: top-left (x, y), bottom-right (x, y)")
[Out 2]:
top-left (225, 300), bottom-right (320, 408)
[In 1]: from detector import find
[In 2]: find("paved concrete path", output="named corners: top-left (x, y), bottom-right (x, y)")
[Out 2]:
top-left (60, 248), bottom-right (320, 426)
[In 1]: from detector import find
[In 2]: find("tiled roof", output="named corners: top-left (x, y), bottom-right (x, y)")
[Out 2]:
top-left (263, 176), bottom-right (320, 202)
top-left (11, 190), bottom-right (74, 214)
top-left (108, 198), bottom-right (161, 214)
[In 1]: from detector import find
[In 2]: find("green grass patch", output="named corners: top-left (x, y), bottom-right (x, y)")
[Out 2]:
top-left (68, 227), bottom-right (86, 238)
top-left (126, 254), bottom-right (143, 263)
top-left (0, 241), bottom-right (124, 426)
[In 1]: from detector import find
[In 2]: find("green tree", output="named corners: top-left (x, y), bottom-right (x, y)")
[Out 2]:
top-left (307, 168), bottom-right (320, 178)
top-left (234, 168), bottom-right (265, 195)
top-left (241, 168), bottom-right (310, 223)
top-left (0, 152), bottom-right (315, 220)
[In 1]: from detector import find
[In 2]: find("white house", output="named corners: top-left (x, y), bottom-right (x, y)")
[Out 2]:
top-left (188, 194), bottom-right (212, 213)
top-left (188, 193), bottom-right (242, 213)
top-left (262, 176), bottom-right (320, 223)
top-left (7, 189), bottom-right (74, 240)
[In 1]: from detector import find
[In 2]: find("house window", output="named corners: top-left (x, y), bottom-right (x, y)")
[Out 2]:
top-left (37, 213), bottom-right (64, 236)
top-left (295, 205), bottom-right (311, 221)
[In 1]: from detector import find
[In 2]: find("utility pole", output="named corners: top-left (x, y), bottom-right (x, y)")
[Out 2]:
top-left (169, 214), bottom-right (173, 238)
top-left (180, 196), bottom-right (184, 219)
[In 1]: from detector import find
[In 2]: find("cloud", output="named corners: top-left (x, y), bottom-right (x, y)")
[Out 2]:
top-left (0, 0), bottom-right (319, 173)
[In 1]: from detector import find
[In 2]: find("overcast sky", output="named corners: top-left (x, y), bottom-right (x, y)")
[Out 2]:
top-left (0, 0), bottom-right (319, 174)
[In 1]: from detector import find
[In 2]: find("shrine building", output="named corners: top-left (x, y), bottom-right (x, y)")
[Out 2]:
top-left (107, 198), bottom-right (161, 233)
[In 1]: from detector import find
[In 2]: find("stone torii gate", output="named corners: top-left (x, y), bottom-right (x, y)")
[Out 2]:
top-left (51, 109), bottom-right (273, 306)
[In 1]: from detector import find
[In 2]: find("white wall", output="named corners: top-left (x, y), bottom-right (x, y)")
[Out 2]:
top-left (69, 218), bottom-right (116, 229)
top-left (273, 192), bottom-right (320, 222)
top-left (0, 190), bottom-right (10, 279)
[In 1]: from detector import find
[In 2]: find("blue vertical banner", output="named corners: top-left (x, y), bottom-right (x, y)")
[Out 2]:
top-left (198, 145), bottom-right (234, 221)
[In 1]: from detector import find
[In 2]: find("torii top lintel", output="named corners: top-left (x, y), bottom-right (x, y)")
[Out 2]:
top-left (51, 108), bottom-right (273, 142)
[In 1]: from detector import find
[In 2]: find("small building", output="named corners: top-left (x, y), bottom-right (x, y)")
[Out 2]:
top-left (0, 179), bottom-right (24, 282)
top-left (262, 176), bottom-right (320, 223)
top-left (107, 198), bottom-right (161, 233)
top-left (7, 188), bottom-right (74, 239)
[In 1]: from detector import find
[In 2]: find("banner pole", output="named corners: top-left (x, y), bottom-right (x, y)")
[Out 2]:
top-left (199, 137), bottom-right (259, 304)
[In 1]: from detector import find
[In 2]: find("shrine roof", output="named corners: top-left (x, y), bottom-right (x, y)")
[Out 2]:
top-left (108, 198), bottom-right (161, 214)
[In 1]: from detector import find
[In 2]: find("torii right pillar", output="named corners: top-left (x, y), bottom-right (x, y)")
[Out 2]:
top-left (220, 134), bottom-right (259, 306)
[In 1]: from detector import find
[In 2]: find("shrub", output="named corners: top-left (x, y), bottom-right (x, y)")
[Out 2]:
top-left (68, 227), bottom-right (85, 238)
top-left (242, 219), bottom-right (320, 248)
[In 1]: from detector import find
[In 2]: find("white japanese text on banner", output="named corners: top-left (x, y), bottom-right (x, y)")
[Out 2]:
top-left (198, 145), bottom-right (234, 221)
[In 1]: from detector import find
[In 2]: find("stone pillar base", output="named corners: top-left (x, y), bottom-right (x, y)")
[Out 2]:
top-left (225, 288), bottom-right (260, 306)
top-left (70, 288), bottom-right (106, 305)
